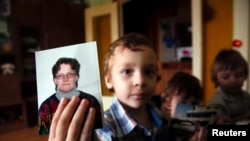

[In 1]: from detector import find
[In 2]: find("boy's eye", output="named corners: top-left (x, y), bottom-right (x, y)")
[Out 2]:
top-left (222, 75), bottom-right (229, 80)
top-left (122, 69), bottom-right (131, 75)
top-left (145, 69), bottom-right (156, 76)
top-left (235, 72), bottom-right (244, 78)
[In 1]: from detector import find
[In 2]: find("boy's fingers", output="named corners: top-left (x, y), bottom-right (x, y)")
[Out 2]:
top-left (80, 108), bottom-right (96, 141)
top-left (48, 96), bottom-right (96, 141)
top-left (55, 96), bottom-right (80, 140)
top-left (49, 97), bottom-right (69, 140)
top-left (66, 99), bottom-right (90, 140)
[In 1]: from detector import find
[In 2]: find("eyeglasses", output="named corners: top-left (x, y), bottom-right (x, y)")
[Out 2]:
top-left (55, 72), bottom-right (76, 80)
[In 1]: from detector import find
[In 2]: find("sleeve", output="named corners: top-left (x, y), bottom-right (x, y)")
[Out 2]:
top-left (207, 94), bottom-right (227, 117)
top-left (89, 96), bottom-right (103, 129)
top-left (38, 102), bottom-right (52, 135)
top-left (79, 92), bottom-right (104, 140)
top-left (37, 96), bottom-right (59, 135)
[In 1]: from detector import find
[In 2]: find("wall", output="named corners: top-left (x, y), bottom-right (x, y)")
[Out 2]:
top-left (233, 0), bottom-right (250, 91)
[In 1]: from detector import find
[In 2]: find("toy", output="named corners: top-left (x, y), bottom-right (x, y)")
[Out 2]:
top-left (1, 63), bottom-right (15, 75)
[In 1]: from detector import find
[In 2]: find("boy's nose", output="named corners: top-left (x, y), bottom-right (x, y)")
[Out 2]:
top-left (229, 76), bottom-right (237, 83)
top-left (133, 72), bottom-right (145, 87)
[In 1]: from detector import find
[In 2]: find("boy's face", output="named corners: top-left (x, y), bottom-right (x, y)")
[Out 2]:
top-left (105, 46), bottom-right (158, 109)
top-left (216, 67), bottom-right (246, 95)
top-left (54, 64), bottom-right (78, 93)
top-left (162, 92), bottom-right (200, 118)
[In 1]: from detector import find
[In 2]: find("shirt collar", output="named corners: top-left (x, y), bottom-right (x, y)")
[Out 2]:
top-left (217, 87), bottom-right (250, 101)
top-left (110, 97), bottom-right (164, 137)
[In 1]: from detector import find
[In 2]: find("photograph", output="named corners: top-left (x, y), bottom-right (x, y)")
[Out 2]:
top-left (35, 42), bottom-right (103, 135)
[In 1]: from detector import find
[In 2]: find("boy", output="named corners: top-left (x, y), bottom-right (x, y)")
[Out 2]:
top-left (207, 49), bottom-right (250, 124)
top-left (95, 32), bottom-right (174, 140)
top-left (161, 71), bottom-right (204, 119)
top-left (160, 71), bottom-right (207, 140)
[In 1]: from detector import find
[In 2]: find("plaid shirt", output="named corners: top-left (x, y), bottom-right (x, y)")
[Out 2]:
top-left (95, 98), bottom-right (175, 141)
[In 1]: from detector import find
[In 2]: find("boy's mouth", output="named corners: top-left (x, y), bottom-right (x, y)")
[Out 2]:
top-left (131, 93), bottom-right (146, 100)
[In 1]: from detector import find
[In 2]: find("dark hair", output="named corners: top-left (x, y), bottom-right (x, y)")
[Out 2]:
top-left (52, 57), bottom-right (80, 90)
top-left (104, 32), bottom-right (161, 92)
top-left (211, 49), bottom-right (248, 87)
top-left (161, 71), bottom-right (203, 104)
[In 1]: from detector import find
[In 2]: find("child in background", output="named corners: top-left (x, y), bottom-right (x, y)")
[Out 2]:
top-left (161, 71), bottom-right (204, 119)
top-left (207, 49), bottom-right (250, 124)
top-left (160, 71), bottom-right (207, 141)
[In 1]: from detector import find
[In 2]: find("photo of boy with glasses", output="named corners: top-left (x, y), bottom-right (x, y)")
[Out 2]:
top-left (38, 57), bottom-right (103, 135)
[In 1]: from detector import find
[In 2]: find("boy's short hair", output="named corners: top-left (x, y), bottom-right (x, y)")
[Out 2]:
top-left (104, 32), bottom-right (161, 92)
top-left (211, 49), bottom-right (248, 87)
top-left (161, 71), bottom-right (203, 104)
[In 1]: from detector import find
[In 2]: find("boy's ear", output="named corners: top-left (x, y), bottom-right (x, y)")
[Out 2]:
top-left (165, 97), bottom-right (171, 109)
top-left (104, 74), bottom-right (113, 90)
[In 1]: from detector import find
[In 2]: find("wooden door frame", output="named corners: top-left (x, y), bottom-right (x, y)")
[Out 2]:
top-left (233, 0), bottom-right (250, 91)
top-left (191, 0), bottom-right (203, 83)
top-left (85, 2), bottom-right (120, 96)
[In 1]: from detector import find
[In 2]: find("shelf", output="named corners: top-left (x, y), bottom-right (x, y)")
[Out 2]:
top-left (23, 96), bottom-right (38, 127)
top-left (0, 51), bottom-right (16, 56)
top-left (20, 27), bottom-right (40, 78)
top-left (1, 0), bottom-right (86, 133)
top-left (162, 61), bottom-right (192, 69)
top-left (0, 102), bottom-right (27, 133)
top-left (0, 55), bottom-right (16, 65)
top-left (0, 74), bottom-right (21, 99)
top-left (0, 119), bottom-right (26, 134)
top-left (0, 97), bottom-right (22, 104)
top-left (21, 80), bottom-right (37, 99)
top-left (21, 76), bottom-right (36, 82)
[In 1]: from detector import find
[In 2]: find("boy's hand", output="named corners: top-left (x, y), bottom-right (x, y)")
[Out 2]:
top-left (214, 115), bottom-right (235, 124)
top-left (48, 96), bottom-right (96, 141)
top-left (189, 126), bottom-right (207, 141)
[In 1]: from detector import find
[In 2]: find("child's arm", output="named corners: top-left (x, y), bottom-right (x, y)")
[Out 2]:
top-left (48, 96), bottom-right (96, 141)
top-left (188, 126), bottom-right (207, 141)
top-left (214, 115), bottom-right (235, 124)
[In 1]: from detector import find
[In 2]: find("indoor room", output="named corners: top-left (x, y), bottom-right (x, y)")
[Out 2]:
top-left (0, 0), bottom-right (249, 140)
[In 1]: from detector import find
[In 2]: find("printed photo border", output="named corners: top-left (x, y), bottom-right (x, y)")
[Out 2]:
top-left (35, 41), bottom-right (103, 111)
